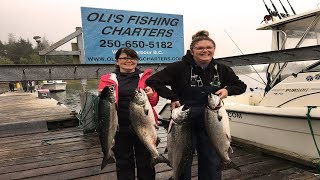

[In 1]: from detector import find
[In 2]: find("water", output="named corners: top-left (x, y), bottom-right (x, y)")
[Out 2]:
top-left (49, 80), bottom-right (99, 113)
top-left (51, 73), bottom-right (266, 114)
top-left (50, 80), bottom-right (168, 115)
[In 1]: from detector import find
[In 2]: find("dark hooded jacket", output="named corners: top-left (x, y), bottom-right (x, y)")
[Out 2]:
top-left (146, 51), bottom-right (247, 103)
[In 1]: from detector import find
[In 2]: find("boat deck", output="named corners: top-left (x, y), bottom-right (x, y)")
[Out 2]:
top-left (0, 127), bottom-right (318, 180)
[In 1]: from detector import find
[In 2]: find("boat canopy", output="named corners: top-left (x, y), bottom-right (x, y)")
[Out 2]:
top-left (257, 8), bottom-right (320, 91)
top-left (258, 8), bottom-right (320, 50)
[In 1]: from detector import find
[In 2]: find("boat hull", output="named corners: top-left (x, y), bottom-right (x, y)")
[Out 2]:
top-left (225, 104), bottom-right (320, 167)
top-left (41, 82), bottom-right (67, 91)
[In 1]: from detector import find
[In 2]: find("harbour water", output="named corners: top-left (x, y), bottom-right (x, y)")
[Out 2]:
top-left (50, 80), bottom-right (168, 113)
top-left (50, 73), bottom-right (265, 115)
top-left (49, 79), bottom-right (99, 113)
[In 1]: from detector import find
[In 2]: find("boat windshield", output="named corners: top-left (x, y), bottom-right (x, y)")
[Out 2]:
top-left (277, 15), bottom-right (320, 49)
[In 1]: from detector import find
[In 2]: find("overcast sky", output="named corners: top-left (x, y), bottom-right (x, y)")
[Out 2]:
top-left (1, 0), bottom-right (319, 58)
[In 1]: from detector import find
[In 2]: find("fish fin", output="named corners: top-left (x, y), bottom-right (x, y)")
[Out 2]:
top-left (150, 154), bottom-right (171, 167)
top-left (167, 119), bottom-right (175, 133)
top-left (228, 146), bottom-right (234, 154)
top-left (218, 111), bottom-right (223, 121)
top-left (101, 156), bottom-right (108, 170)
top-left (101, 154), bottom-right (115, 170)
top-left (143, 105), bottom-right (149, 115)
top-left (225, 133), bottom-right (232, 141)
top-left (156, 136), bottom-right (161, 146)
top-left (164, 147), bottom-right (168, 153)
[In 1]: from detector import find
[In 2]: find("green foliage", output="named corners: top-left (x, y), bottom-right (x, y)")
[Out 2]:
top-left (0, 56), bottom-right (14, 64)
top-left (47, 55), bottom-right (74, 64)
top-left (3, 35), bottom-right (36, 64)
top-left (19, 57), bottom-right (28, 64)
top-left (29, 53), bottom-right (42, 64)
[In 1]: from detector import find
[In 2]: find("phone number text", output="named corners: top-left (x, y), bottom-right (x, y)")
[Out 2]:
top-left (99, 40), bottom-right (173, 49)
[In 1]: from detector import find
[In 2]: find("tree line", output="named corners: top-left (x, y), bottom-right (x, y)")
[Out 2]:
top-left (0, 34), bottom-right (73, 64)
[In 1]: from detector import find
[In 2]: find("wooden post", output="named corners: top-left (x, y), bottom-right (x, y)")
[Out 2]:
top-left (71, 43), bottom-right (80, 64)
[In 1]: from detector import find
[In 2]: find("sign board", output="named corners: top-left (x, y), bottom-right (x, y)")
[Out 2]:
top-left (81, 7), bottom-right (184, 64)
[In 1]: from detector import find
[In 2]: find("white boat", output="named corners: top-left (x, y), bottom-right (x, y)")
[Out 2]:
top-left (223, 8), bottom-right (320, 167)
top-left (158, 8), bottom-right (320, 168)
top-left (41, 80), bottom-right (67, 91)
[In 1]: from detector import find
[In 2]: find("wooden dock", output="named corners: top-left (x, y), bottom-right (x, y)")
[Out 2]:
top-left (0, 92), bottom-right (78, 137)
top-left (0, 92), bottom-right (319, 179)
top-left (0, 127), bottom-right (318, 179)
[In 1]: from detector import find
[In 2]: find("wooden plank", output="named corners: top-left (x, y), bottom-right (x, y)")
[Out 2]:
top-left (0, 127), bottom-right (82, 145)
top-left (39, 28), bottom-right (82, 55)
top-left (0, 120), bottom-right (48, 138)
top-left (0, 125), bottom-right (318, 179)
top-left (0, 158), bottom-right (104, 179)
top-left (223, 159), bottom-right (293, 179)
top-left (45, 51), bottom-right (80, 56)
top-left (0, 92), bottom-right (78, 137)
top-left (233, 137), bottom-right (320, 168)
top-left (0, 145), bottom-right (100, 168)
top-left (0, 150), bottom-right (102, 175)
top-left (0, 133), bottom-right (93, 152)
top-left (0, 137), bottom-right (100, 160)
top-left (158, 162), bottom-right (202, 180)
top-left (0, 147), bottom-right (102, 173)
top-left (279, 167), bottom-right (318, 179)
top-left (76, 172), bottom-right (118, 180)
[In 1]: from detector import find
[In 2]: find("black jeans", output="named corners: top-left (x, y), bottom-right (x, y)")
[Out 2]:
top-left (114, 130), bottom-right (155, 180)
top-left (180, 107), bottom-right (222, 180)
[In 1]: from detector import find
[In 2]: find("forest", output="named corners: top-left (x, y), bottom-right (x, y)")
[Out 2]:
top-left (0, 34), bottom-right (73, 65)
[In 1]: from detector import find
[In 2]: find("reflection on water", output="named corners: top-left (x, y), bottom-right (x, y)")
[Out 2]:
top-left (50, 79), bottom-right (99, 113)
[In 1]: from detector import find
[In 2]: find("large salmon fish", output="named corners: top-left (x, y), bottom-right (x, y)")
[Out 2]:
top-left (129, 89), bottom-right (170, 167)
top-left (167, 105), bottom-right (192, 180)
top-left (98, 85), bottom-right (118, 170)
top-left (204, 94), bottom-right (241, 172)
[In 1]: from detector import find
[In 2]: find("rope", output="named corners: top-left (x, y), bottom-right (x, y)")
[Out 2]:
top-left (77, 92), bottom-right (88, 127)
top-left (306, 106), bottom-right (320, 174)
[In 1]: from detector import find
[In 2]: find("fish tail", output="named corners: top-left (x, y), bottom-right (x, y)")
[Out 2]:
top-left (150, 154), bottom-right (171, 167)
top-left (101, 156), bottom-right (108, 170)
top-left (230, 161), bottom-right (241, 172)
top-left (219, 160), bottom-right (241, 172)
top-left (100, 153), bottom-right (116, 170)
